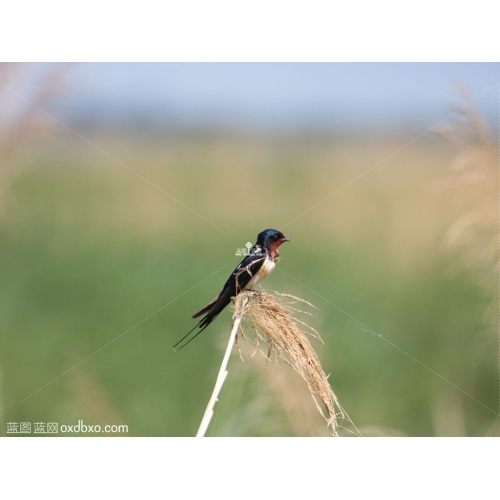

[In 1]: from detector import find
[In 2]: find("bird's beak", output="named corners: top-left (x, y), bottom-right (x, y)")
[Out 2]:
top-left (280, 237), bottom-right (290, 243)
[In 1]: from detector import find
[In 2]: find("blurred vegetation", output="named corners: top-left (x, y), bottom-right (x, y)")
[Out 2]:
top-left (0, 70), bottom-right (498, 436)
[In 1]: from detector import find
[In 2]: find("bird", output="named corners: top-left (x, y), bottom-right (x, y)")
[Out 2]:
top-left (173, 228), bottom-right (290, 350)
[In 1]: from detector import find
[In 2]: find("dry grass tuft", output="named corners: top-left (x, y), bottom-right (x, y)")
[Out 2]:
top-left (435, 87), bottom-right (497, 309)
top-left (0, 63), bottom-right (72, 215)
top-left (234, 290), bottom-right (357, 436)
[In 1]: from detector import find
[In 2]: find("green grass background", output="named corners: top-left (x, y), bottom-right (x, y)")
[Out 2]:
top-left (0, 132), bottom-right (497, 436)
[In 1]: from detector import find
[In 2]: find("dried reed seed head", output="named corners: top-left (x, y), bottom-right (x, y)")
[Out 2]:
top-left (437, 92), bottom-right (497, 294)
top-left (234, 291), bottom-right (357, 436)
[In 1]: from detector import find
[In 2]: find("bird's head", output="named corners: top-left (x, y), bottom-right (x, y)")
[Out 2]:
top-left (257, 229), bottom-right (290, 249)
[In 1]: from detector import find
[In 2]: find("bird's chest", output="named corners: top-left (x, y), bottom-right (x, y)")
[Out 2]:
top-left (245, 256), bottom-right (276, 290)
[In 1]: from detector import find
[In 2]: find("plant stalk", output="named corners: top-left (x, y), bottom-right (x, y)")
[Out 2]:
top-left (196, 297), bottom-right (248, 437)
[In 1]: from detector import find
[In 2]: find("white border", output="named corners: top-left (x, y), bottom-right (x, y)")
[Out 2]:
top-left (1, 438), bottom-right (498, 497)
top-left (1, 1), bottom-right (499, 62)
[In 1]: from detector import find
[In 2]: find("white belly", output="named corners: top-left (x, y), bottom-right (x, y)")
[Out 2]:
top-left (245, 257), bottom-right (276, 290)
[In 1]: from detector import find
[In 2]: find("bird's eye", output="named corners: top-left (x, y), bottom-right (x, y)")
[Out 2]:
top-left (275, 233), bottom-right (280, 240)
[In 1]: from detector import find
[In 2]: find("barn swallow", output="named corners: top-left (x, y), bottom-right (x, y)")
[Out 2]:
top-left (173, 228), bottom-right (290, 350)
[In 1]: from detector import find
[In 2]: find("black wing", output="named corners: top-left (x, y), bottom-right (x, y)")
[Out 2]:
top-left (173, 247), bottom-right (267, 350)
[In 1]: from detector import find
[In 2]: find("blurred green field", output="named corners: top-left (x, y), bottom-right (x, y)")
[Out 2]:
top-left (0, 131), bottom-right (497, 436)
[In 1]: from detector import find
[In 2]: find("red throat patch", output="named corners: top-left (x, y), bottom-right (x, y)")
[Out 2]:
top-left (268, 240), bottom-right (284, 260)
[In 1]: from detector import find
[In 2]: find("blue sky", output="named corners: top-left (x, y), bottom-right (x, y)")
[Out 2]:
top-left (21, 63), bottom-right (500, 130)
